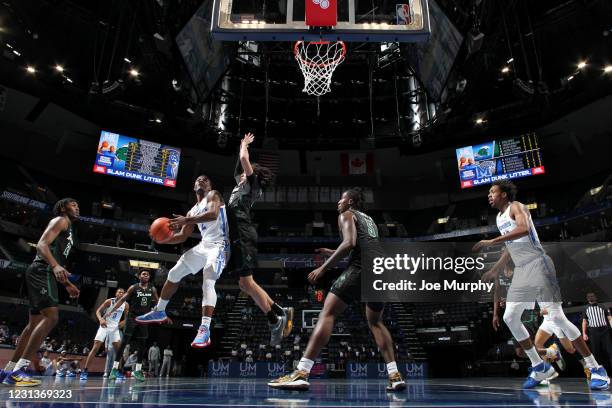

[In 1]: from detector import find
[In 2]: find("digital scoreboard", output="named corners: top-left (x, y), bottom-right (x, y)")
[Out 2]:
top-left (93, 130), bottom-right (181, 188)
top-left (456, 133), bottom-right (545, 189)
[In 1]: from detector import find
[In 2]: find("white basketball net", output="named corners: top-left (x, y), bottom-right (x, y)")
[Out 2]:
top-left (294, 41), bottom-right (346, 96)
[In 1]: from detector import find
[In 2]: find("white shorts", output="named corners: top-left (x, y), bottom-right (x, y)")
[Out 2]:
top-left (506, 254), bottom-right (562, 304)
top-left (169, 242), bottom-right (228, 282)
top-left (94, 326), bottom-right (121, 344)
top-left (539, 314), bottom-right (566, 338)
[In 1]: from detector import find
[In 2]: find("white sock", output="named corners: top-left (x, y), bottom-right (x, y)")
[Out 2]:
top-left (156, 299), bottom-right (169, 312)
top-left (545, 346), bottom-right (556, 360)
top-left (4, 361), bottom-right (16, 371)
top-left (583, 354), bottom-right (598, 369)
top-left (578, 358), bottom-right (587, 368)
top-left (112, 361), bottom-right (120, 369)
top-left (386, 361), bottom-right (399, 376)
top-left (135, 363), bottom-right (142, 372)
top-left (15, 358), bottom-right (30, 371)
top-left (524, 347), bottom-right (543, 367)
top-left (201, 316), bottom-right (212, 329)
top-left (296, 357), bottom-right (314, 373)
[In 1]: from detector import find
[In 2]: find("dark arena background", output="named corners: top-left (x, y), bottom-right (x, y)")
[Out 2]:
top-left (0, 0), bottom-right (611, 407)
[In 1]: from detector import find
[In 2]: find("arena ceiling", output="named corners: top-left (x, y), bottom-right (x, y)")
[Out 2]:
top-left (0, 0), bottom-right (610, 152)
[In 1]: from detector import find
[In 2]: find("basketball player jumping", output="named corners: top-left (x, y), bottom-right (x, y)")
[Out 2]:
top-left (135, 175), bottom-right (229, 349)
top-left (475, 180), bottom-right (609, 390)
top-left (227, 133), bottom-right (292, 346)
top-left (104, 270), bottom-right (158, 381)
top-left (269, 188), bottom-right (406, 392)
top-left (80, 288), bottom-right (128, 381)
top-left (1, 198), bottom-right (80, 387)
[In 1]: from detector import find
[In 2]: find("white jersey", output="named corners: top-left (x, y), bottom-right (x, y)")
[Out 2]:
top-left (496, 202), bottom-right (545, 266)
top-left (104, 298), bottom-right (126, 329)
top-left (188, 196), bottom-right (229, 245)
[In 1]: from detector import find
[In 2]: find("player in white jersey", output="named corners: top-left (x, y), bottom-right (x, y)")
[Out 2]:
top-left (136, 175), bottom-right (229, 348)
top-left (475, 180), bottom-right (609, 390)
top-left (80, 288), bottom-right (128, 381)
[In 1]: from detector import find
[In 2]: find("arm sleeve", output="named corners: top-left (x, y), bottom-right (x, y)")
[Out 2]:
top-left (581, 308), bottom-right (588, 321)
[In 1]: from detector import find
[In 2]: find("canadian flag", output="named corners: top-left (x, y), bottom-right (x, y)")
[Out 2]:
top-left (306, 0), bottom-right (337, 27)
top-left (341, 153), bottom-right (374, 175)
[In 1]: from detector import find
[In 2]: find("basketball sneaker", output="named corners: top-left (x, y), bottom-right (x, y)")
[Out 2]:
top-left (0, 369), bottom-right (6, 383)
top-left (109, 368), bottom-right (122, 380)
top-left (80, 369), bottom-right (88, 381)
top-left (132, 370), bottom-right (145, 382)
top-left (67, 371), bottom-right (77, 378)
top-left (269, 310), bottom-right (288, 346)
top-left (547, 344), bottom-right (565, 371)
top-left (523, 362), bottom-right (558, 389)
top-left (3, 368), bottom-right (42, 387)
top-left (56, 369), bottom-right (66, 378)
top-left (283, 307), bottom-right (294, 338)
top-left (589, 366), bottom-right (610, 391)
top-left (191, 325), bottom-right (211, 348)
top-left (267, 370), bottom-right (310, 390)
top-left (386, 372), bottom-right (406, 392)
top-left (135, 310), bottom-right (168, 324)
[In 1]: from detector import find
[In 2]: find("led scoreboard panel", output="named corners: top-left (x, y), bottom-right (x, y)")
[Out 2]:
top-left (456, 133), bottom-right (545, 189)
top-left (93, 130), bottom-right (181, 188)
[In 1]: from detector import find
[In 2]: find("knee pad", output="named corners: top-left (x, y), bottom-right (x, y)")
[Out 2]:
top-left (546, 304), bottom-right (581, 341)
top-left (503, 305), bottom-right (530, 342)
top-left (202, 279), bottom-right (217, 308)
top-left (167, 263), bottom-right (191, 283)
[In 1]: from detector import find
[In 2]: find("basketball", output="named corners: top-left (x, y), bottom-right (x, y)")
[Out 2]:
top-left (149, 217), bottom-right (173, 243)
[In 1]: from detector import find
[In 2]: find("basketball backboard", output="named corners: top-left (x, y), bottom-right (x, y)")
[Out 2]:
top-left (212, 0), bottom-right (431, 42)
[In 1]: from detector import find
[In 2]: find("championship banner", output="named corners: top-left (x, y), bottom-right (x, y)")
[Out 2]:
top-left (346, 362), bottom-right (427, 379)
top-left (306, 0), bottom-right (337, 27)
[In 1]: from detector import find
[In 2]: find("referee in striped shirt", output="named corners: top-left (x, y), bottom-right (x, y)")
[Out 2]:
top-left (582, 292), bottom-right (612, 370)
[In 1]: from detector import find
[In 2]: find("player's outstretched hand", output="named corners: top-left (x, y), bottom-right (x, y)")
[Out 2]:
top-left (242, 132), bottom-right (255, 146)
top-left (472, 239), bottom-right (493, 252)
top-left (169, 214), bottom-right (188, 230)
top-left (315, 248), bottom-right (334, 256)
top-left (308, 267), bottom-right (325, 284)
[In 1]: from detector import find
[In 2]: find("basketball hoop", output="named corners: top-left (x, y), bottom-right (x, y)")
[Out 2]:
top-left (294, 40), bottom-right (346, 96)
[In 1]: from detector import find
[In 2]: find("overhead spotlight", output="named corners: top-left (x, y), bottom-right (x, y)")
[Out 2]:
top-left (153, 33), bottom-right (165, 41)
top-left (65, 77), bottom-right (73, 83)
top-left (129, 68), bottom-right (139, 77)
top-left (604, 65), bottom-right (612, 73)
top-left (55, 64), bottom-right (64, 73)
top-left (26, 65), bottom-right (36, 74)
top-left (6, 43), bottom-right (13, 49)
top-left (567, 75), bottom-right (574, 81)
top-left (12, 49), bottom-right (21, 56)
top-left (501, 66), bottom-right (510, 74)
top-left (506, 57), bottom-right (514, 63)
top-left (577, 61), bottom-right (587, 70)
top-left (475, 118), bottom-right (485, 125)
top-left (154, 118), bottom-right (162, 123)
top-left (123, 57), bottom-right (132, 63)
top-left (186, 107), bottom-right (195, 114)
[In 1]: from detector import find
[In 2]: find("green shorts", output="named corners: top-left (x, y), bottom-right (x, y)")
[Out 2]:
top-left (227, 219), bottom-right (258, 277)
top-left (26, 262), bottom-right (59, 314)
top-left (329, 265), bottom-right (384, 312)
top-left (123, 317), bottom-right (149, 340)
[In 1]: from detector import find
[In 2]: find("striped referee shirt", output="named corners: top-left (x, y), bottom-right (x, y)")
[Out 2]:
top-left (582, 303), bottom-right (611, 328)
